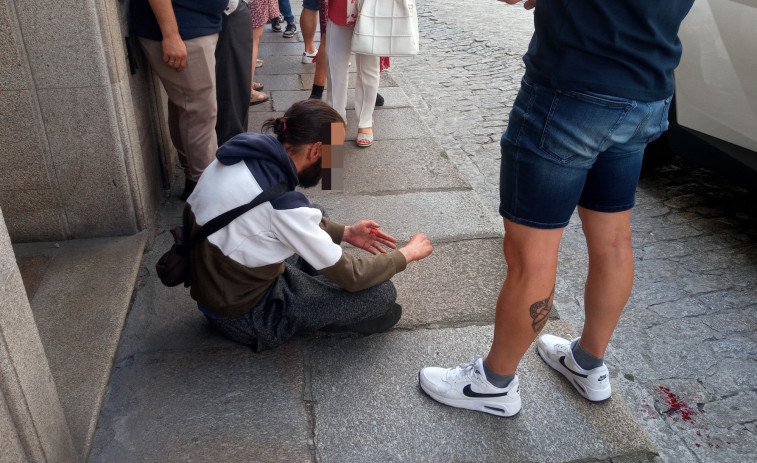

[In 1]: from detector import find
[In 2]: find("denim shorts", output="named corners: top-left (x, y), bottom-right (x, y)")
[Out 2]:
top-left (499, 75), bottom-right (672, 229)
top-left (303, 0), bottom-right (319, 11)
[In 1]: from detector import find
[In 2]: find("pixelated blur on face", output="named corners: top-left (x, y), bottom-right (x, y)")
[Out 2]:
top-left (331, 121), bottom-right (346, 146)
top-left (321, 122), bottom-right (345, 190)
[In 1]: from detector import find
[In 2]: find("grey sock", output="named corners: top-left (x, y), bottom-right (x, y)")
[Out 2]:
top-left (571, 339), bottom-right (604, 370)
top-left (482, 360), bottom-right (514, 389)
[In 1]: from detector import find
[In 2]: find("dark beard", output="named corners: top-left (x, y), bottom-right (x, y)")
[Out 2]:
top-left (298, 158), bottom-right (322, 188)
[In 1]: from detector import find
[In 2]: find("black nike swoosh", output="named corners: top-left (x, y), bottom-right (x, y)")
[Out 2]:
top-left (559, 356), bottom-right (588, 378)
top-left (462, 384), bottom-right (509, 398)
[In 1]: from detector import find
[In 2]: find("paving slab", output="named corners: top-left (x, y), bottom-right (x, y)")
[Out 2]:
top-left (343, 106), bottom-right (432, 141)
top-left (370, 86), bottom-right (414, 108)
top-left (23, 232), bottom-right (147, 459)
top-left (390, 237), bottom-right (506, 328)
top-left (270, 90), bottom-right (312, 112)
top-left (259, 31), bottom-right (313, 44)
top-left (256, 54), bottom-right (321, 76)
top-left (258, 41), bottom-right (310, 57)
top-left (272, 87), bottom-right (412, 112)
top-left (307, 320), bottom-right (659, 463)
top-left (304, 190), bottom-right (502, 243)
top-left (255, 73), bottom-right (305, 92)
top-left (89, 344), bottom-right (311, 463)
top-left (330, 138), bottom-right (468, 194)
top-left (300, 70), bottom-right (398, 90)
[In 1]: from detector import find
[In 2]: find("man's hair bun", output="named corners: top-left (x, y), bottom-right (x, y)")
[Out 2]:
top-left (272, 117), bottom-right (286, 134)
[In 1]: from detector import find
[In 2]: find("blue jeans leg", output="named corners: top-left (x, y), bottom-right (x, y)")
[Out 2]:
top-left (278, 0), bottom-right (294, 23)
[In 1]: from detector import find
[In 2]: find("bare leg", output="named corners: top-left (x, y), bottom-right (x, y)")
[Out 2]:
top-left (301, 8), bottom-right (318, 55)
top-left (577, 207), bottom-right (634, 358)
top-left (251, 25), bottom-right (264, 85)
top-left (485, 218), bottom-right (563, 375)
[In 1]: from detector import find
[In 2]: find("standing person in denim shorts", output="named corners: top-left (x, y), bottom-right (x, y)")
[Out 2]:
top-left (419, 0), bottom-right (695, 417)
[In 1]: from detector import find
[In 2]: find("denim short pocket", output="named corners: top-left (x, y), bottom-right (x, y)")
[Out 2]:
top-left (521, 75), bottom-right (536, 93)
top-left (646, 96), bottom-right (672, 144)
top-left (540, 90), bottom-right (634, 166)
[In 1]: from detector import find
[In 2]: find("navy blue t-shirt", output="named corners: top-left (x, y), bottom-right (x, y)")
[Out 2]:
top-left (129, 0), bottom-right (228, 41)
top-left (523, 0), bottom-right (694, 101)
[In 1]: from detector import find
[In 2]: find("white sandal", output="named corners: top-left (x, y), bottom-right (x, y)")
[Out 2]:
top-left (356, 133), bottom-right (373, 147)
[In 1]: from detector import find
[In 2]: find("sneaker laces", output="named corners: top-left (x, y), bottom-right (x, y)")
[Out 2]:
top-left (445, 355), bottom-right (482, 382)
top-left (555, 337), bottom-right (577, 354)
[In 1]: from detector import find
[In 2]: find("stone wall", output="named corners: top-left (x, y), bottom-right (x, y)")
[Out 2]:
top-left (0, 0), bottom-right (166, 243)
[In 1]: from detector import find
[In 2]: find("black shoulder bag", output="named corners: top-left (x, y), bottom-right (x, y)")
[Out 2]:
top-left (155, 183), bottom-right (289, 287)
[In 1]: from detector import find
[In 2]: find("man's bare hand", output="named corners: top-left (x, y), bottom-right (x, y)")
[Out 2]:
top-left (162, 34), bottom-right (187, 71)
top-left (343, 220), bottom-right (397, 255)
top-left (148, 0), bottom-right (187, 70)
top-left (499, 0), bottom-right (536, 9)
top-left (399, 234), bottom-right (433, 263)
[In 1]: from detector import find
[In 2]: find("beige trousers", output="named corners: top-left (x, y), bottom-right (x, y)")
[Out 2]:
top-left (139, 35), bottom-right (219, 181)
top-left (325, 20), bottom-right (380, 129)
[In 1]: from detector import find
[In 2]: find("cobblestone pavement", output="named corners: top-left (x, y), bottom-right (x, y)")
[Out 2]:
top-left (391, 1), bottom-right (757, 462)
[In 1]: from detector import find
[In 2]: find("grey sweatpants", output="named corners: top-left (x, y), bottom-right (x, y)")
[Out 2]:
top-left (207, 255), bottom-right (399, 351)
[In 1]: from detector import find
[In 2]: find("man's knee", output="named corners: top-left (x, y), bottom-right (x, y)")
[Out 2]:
top-left (372, 279), bottom-right (398, 304)
top-left (579, 208), bottom-right (633, 255)
top-left (502, 232), bottom-right (560, 277)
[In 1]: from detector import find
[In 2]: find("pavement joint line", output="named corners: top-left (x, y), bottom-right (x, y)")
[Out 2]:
top-left (343, 235), bottom-right (504, 248)
top-left (315, 186), bottom-right (473, 196)
top-left (113, 344), bottom-right (254, 360)
top-left (301, 347), bottom-right (318, 462)
top-left (392, 322), bottom-right (496, 332)
top-left (392, 309), bottom-right (561, 332)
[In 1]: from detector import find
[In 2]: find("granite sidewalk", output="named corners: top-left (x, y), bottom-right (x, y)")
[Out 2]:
top-left (88, 3), bottom-right (659, 461)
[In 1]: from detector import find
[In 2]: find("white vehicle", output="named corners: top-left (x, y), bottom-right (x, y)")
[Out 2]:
top-left (651, 0), bottom-right (757, 187)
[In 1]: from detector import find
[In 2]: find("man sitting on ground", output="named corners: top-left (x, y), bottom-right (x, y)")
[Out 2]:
top-left (186, 100), bottom-right (433, 351)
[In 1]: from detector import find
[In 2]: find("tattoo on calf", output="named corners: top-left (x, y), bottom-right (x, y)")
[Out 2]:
top-left (529, 286), bottom-right (555, 333)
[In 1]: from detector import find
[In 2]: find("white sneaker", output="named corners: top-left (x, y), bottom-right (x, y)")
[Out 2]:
top-left (302, 49), bottom-right (317, 64)
top-left (419, 356), bottom-right (521, 417)
top-left (536, 334), bottom-right (612, 402)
